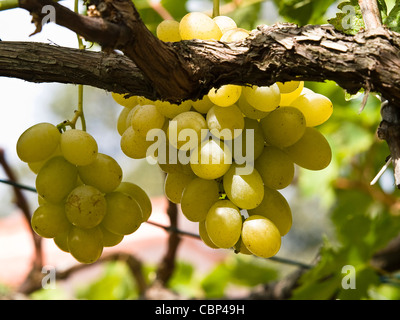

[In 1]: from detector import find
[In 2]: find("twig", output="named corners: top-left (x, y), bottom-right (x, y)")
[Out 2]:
top-left (358, 0), bottom-right (384, 30)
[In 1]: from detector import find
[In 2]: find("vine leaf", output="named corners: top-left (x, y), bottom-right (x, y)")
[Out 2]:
top-left (384, 0), bottom-right (400, 32)
top-left (328, 1), bottom-right (365, 35)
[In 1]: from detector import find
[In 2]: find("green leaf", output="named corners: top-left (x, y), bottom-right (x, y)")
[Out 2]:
top-left (385, 0), bottom-right (400, 32)
top-left (161, 0), bottom-right (188, 20)
top-left (328, 1), bottom-right (365, 35)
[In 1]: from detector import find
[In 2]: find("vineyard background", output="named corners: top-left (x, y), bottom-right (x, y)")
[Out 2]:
top-left (1, 0), bottom-right (400, 300)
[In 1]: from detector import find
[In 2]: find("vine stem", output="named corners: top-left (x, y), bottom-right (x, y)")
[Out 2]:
top-left (213, 0), bottom-right (220, 18)
top-left (75, 0), bottom-right (86, 131)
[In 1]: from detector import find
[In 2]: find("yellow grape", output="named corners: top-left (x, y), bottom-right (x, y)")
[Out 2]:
top-left (207, 84), bottom-right (242, 107)
top-left (36, 156), bottom-right (78, 203)
top-left (99, 225), bottom-right (124, 247)
top-left (289, 90), bottom-right (333, 127)
top-left (155, 100), bottom-right (192, 119)
top-left (65, 185), bottom-right (107, 229)
top-left (190, 138), bottom-right (232, 180)
top-left (191, 95), bottom-right (214, 114)
top-left (130, 104), bottom-right (166, 138)
top-left (78, 153), bottom-right (123, 193)
top-left (102, 191), bottom-right (143, 235)
top-left (280, 81), bottom-right (305, 106)
top-left (234, 237), bottom-right (253, 255)
top-left (198, 220), bottom-right (218, 249)
top-left (213, 15), bottom-right (237, 34)
top-left (116, 182), bottom-right (152, 222)
top-left (260, 106), bottom-right (306, 147)
top-left (68, 226), bottom-right (104, 264)
top-left (220, 28), bottom-right (249, 42)
top-left (237, 93), bottom-right (270, 120)
top-left (242, 84), bottom-right (281, 112)
top-left (164, 171), bottom-right (196, 204)
top-left (28, 146), bottom-right (62, 174)
top-left (179, 12), bottom-right (222, 40)
top-left (31, 203), bottom-right (71, 238)
top-left (248, 186), bottom-right (292, 236)
top-left (157, 143), bottom-right (193, 175)
top-left (156, 20), bottom-right (182, 42)
top-left (205, 200), bottom-right (242, 249)
top-left (60, 129), bottom-right (98, 166)
top-left (54, 230), bottom-right (70, 252)
top-left (117, 107), bottom-right (133, 136)
top-left (283, 127), bottom-right (332, 170)
top-left (241, 215), bottom-right (281, 258)
top-left (181, 178), bottom-right (220, 222)
top-left (111, 93), bottom-right (138, 109)
top-left (255, 146), bottom-right (295, 190)
top-left (17, 122), bottom-right (61, 163)
top-left (223, 163), bottom-right (264, 210)
top-left (120, 126), bottom-right (153, 159)
top-left (277, 81), bottom-right (302, 94)
top-left (206, 104), bottom-right (244, 140)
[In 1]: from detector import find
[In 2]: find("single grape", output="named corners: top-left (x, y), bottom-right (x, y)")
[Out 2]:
top-left (220, 28), bottom-right (249, 42)
top-left (68, 226), bottom-right (104, 264)
top-left (237, 93), bottom-right (270, 120)
top-left (78, 153), bottom-right (123, 193)
top-left (223, 163), bottom-right (264, 210)
top-left (241, 215), bottom-right (281, 258)
top-left (17, 122), bottom-right (61, 163)
top-left (157, 143), bottom-right (193, 175)
top-left (234, 237), bottom-right (253, 255)
top-left (60, 129), bottom-right (98, 166)
top-left (111, 93), bottom-right (138, 109)
top-left (213, 15), bottom-right (237, 34)
top-left (54, 229), bottom-right (70, 252)
top-left (277, 81), bottom-right (302, 94)
top-left (190, 138), bottom-right (232, 180)
top-left (289, 90), bottom-right (333, 127)
top-left (117, 107), bottom-right (133, 136)
top-left (179, 12), bottom-right (222, 40)
top-left (28, 146), bottom-right (62, 174)
top-left (164, 171), bottom-right (196, 204)
top-left (130, 104), bottom-right (166, 138)
top-left (260, 106), bottom-right (306, 147)
top-left (181, 178), bottom-right (220, 222)
top-left (198, 220), bottom-right (219, 249)
top-left (280, 82), bottom-right (305, 106)
top-left (255, 146), bottom-right (295, 190)
top-left (156, 20), bottom-right (182, 42)
top-left (248, 187), bottom-right (292, 236)
top-left (191, 95), bottom-right (214, 114)
top-left (155, 100), bottom-right (192, 119)
top-left (205, 199), bottom-right (242, 249)
top-left (36, 156), bottom-right (78, 203)
top-left (207, 85), bottom-right (242, 107)
top-left (206, 104), bottom-right (244, 140)
top-left (101, 191), bottom-right (143, 235)
top-left (65, 185), bottom-right (107, 229)
top-left (120, 126), bottom-right (153, 159)
top-left (31, 203), bottom-right (71, 238)
top-left (242, 84), bottom-right (281, 112)
top-left (283, 127), bottom-right (332, 170)
top-left (99, 224), bottom-right (124, 247)
top-left (167, 111), bottom-right (208, 151)
top-left (116, 181), bottom-right (152, 222)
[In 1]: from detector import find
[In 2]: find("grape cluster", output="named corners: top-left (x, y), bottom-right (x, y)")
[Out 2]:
top-left (114, 12), bottom-right (333, 259)
top-left (16, 123), bottom-right (152, 264)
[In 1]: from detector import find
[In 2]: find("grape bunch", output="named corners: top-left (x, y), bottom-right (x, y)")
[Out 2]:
top-left (114, 12), bottom-right (333, 259)
top-left (16, 123), bottom-right (152, 264)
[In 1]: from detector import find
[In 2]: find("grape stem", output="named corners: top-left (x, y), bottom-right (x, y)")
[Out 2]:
top-left (213, 0), bottom-right (220, 18)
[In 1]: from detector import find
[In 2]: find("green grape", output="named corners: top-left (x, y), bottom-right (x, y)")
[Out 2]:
top-left (31, 203), bottom-right (71, 238)
top-left (223, 163), bottom-right (264, 210)
top-left (164, 171), bottom-right (196, 204)
top-left (277, 81), bottom-right (302, 94)
top-left (78, 153), bottom-right (122, 193)
top-left (280, 82), bottom-right (304, 106)
top-left (220, 28), bottom-right (249, 42)
top-left (205, 200), bottom-right (242, 249)
top-left (191, 95), bottom-right (214, 114)
top-left (68, 226), bottom-right (103, 264)
top-left (198, 220), bottom-right (218, 249)
top-left (65, 185), bottom-right (107, 229)
top-left (99, 225), bottom-right (124, 247)
top-left (130, 104), bottom-right (166, 138)
top-left (54, 229), bottom-right (70, 252)
top-left (213, 15), bottom-right (237, 34)
top-left (208, 85), bottom-right (242, 107)
top-left (248, 187), bottom-right (292, 236)
top-left (232, 118), bottom-right (265, 163)
top-left (260, 106), bottom-right (306, 147)
top-left (255, 146), bottom-right (295, 190)
top-left (179, 12), bottom-right (222, 40)
top-left (36, 156), bottom-right (78, 203)
top-left (28, 146), bottom-right (62, 174)
top-left (120, 126), bottom-right (153, 159)
top-left (283, 127), bottom-right (332, 170)
top-left (157, 143), bottom-right (193, 175)
top-left (234, 237), bottom-right (252, 255)
top-left (125, 105), bottom-right (141, 129)
top-left (167, 111), bottom-right (208, 151)
top-left (60, 129), bottom-right (98, 166)
top-left (17, 122), bottom-right (61, 163)
top-left (237, 93), bottom-right (270, 120)
top-left (241, 215), bottom-right (281, 258)
top-left (181, 178), bottom-right (220, 222)
top-left (117, 107), bottom-right (133, 136)
top-left (289, 90), bottom-right (333, 127)
top-left (206, 104), bottom-right (244, 140)
top-left (116, 182), bottom-right (152, 222)
top-left (242, 84), bottom-right (281, 112)
top-left (155, 100), bottom-right (192, 119)
top-left (102, 191), bottom-right (143, 235)
top-left (190, 138), bottom-right (232, 180)
top-left (156, 19), bottom-right (182, 42)
top-left (111, 93), bottom-right (138, 109)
